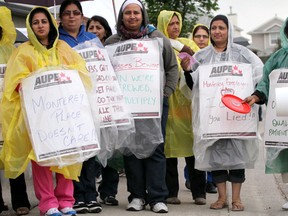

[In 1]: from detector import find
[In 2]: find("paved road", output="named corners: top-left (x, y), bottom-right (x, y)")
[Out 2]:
top-left (1, 121), bottom-right (288, 216)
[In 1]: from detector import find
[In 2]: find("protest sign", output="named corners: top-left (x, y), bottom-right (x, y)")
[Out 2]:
top-left (264, 68), bottom-right (288, 148)
top-left (106, 39), bottom-right (161, 119)
top-left (198, 62), bottom-right (257, 139)
top-left (21, 69), bottom-right (99, 162)
top-left (0, 64), bottom-right (6, 142)
top-left (77, 46), bottom-right (131, 127)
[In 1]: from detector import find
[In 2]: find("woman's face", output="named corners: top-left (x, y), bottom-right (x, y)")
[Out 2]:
top-left (31, 12), bottom-right (50, 42)
top-left (122, 4), bottom-right (143, 32)
top-left (193, 28), bottom-right (209, 49)
top-left (210, 20), bottom-right (228, 46)
top-left (87, 20), bottom-right (106, 41)
top-left (167, 15), bottom-right (180, 39)
top-left (60, 3), bottom-right (83, 33)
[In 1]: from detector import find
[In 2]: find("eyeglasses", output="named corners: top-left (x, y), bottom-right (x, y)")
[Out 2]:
top-left (194, 35), bottom-right (209, 39)
top-left (62, 10), bottom-right (82, 16)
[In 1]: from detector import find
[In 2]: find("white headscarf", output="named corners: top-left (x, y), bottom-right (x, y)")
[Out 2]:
top-left (121, 0), bottom-right (143, 12)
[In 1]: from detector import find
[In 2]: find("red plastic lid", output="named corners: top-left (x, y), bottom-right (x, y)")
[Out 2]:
top-left (221, 94), bottom-right (251, 114)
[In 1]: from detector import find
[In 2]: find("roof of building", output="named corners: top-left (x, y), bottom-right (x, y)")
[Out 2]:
top-left (248, 15), bottom-right (284, 35)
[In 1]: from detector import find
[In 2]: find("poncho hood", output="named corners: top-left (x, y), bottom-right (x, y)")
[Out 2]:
top-left (26, 6), bottom-right (59, 52)
top-left (157, 10), bottom-right (182, 38)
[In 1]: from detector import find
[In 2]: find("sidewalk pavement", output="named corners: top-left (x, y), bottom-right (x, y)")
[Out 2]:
top-left (1, 121), bottom-right (288, 216)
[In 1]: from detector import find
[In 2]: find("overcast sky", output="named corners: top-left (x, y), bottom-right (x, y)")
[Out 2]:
top-left (216, 0), bottom-right (287, 39)
top-left (81, 0), bottom-right (287, 37)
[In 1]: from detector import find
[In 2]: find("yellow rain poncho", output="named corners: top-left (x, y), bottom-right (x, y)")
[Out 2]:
top-left (157, 10), bottom-right (199, 158)
top-left (1, 7), bottom-right (88, 180)
top-left (0, 7), bottom-right (17, 137)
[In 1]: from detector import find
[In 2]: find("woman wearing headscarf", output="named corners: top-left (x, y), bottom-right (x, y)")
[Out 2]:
top-left (0, 6), bottom-right (31, 216)
top-left (157, 10), bottom-right (207, 206)
top-left (181, 15), bottom-right (263, 211)
top-left (105, 0), bottom-right (178, 213)
top-left (244, 17), bottom-right (288, 210)
top-left (1, 6), bottom-right (89, 216)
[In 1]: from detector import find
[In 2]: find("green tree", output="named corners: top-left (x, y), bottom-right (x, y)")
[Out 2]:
top-left (143, 0), bottom-right (219, 37)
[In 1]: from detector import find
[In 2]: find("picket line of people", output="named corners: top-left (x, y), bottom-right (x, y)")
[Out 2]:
top-left (0, 0), bottom-right (288, 215)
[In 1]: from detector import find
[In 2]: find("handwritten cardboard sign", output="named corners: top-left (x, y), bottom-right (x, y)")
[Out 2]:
top-left (21, 69), bottom-right (100, 161)
top-left (264, 68), bottom-right (288, 148)
top-left (77, 46), bottom-right (131, 127)
top-left (198, 62), bottom-right (257, 139)
top-left (105, 39), bottom-right (161, 119)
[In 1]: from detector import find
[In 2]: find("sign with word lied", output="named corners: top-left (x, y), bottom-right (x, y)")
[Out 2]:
top-left (106, 39), bottom-right (161, 119)
top-left (264, 68), bottom-right (288, 148)
top-left (77, 46), bottom-right (131, 127)
top-left (21, 69), bottom-right (100, 162)
top-left (198, 62), bottom-right (257, 139)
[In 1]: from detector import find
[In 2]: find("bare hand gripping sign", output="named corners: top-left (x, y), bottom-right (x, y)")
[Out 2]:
top-left (20, 69), bottom-right (100, 162)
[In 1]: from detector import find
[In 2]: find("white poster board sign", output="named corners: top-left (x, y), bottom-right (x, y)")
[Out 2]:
top-left (106, 39), bottom-right (161, 119)
top-left (199, 62), bottom-right (257, 139)
top-left (77, 46), bottom-right (131, 127)
top-left (21, 69), bottom-right (100, 161)
top-left (0, 63), bottom-right (6, 142)
top-left (264, 68), bottom-right (288, 148)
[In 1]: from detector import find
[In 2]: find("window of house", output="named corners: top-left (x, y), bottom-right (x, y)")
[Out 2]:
top-left (270, 33), bottom-right (279, 45)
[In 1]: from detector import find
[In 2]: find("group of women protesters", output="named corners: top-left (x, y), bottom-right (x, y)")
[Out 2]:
top-left (0, 0), bottom-right (288, 215)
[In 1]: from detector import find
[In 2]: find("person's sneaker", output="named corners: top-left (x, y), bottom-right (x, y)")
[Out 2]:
top-left (151, 202), bottom-right (168, 213)
top-left (87, 201), bottom-right (102, 213)
top-left (206, 182), bottom-right (217, 193)
top-left (194, 197), bottom-right (206, 205)
top-left (126, 198), bottom-right (145, 211)
top-left (100, 196), bottom-right (119, 206)
top-left (44, 208), bottom-right (62, 216)
top-left (166, 197), bottom-right (181, 205)
top-left (73, 202), bottom-right (88, 214)
top-left (282, 202), bottom-right (288, 210)
top-left (60, 207), bottom-right (77, 216)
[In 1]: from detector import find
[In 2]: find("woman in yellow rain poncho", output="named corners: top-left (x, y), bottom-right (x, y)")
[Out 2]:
top-left (1, 6), bottom-right (88, 216)
top-left (157, 10), bottom-right (206, 205)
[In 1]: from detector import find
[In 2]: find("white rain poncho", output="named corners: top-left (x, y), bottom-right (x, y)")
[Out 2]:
top-left (74, 38), bottom-right (135, 166)
top-left (191, 15), bottom-right (263, 171)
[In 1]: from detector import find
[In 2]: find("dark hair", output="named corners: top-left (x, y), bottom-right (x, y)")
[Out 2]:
top-left (210, 15), bottom-right (229, 30)
top-left (59, 0), bottom-right (83, 18)
top-left (86, 15), bottom-right (112, 41)
top-left (192, 25), bottom-right (209, 38)
top-left (29, 7), bottom-right (57, 48)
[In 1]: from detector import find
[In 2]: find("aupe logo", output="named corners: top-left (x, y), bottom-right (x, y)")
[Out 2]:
top-left (34, 72), bottom-right (71, 89)
top-left (209, 65), bottom-right (243, 78)
top-left (113, 42), bottom-right (148, 56)
top-left (277, 72), bottom-right (288, 83)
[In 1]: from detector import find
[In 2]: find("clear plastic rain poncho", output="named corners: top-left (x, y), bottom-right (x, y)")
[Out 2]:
top-left (256, 17), bottom-right (288, 174)
top-left (74, 38), bottom-right (135, 166)
top-left (191, 15), bottom-right (264, 171)
top-left (1, 7), bottom-right (99, 180)
top-left (105, 37), bottom-right (165, 159)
